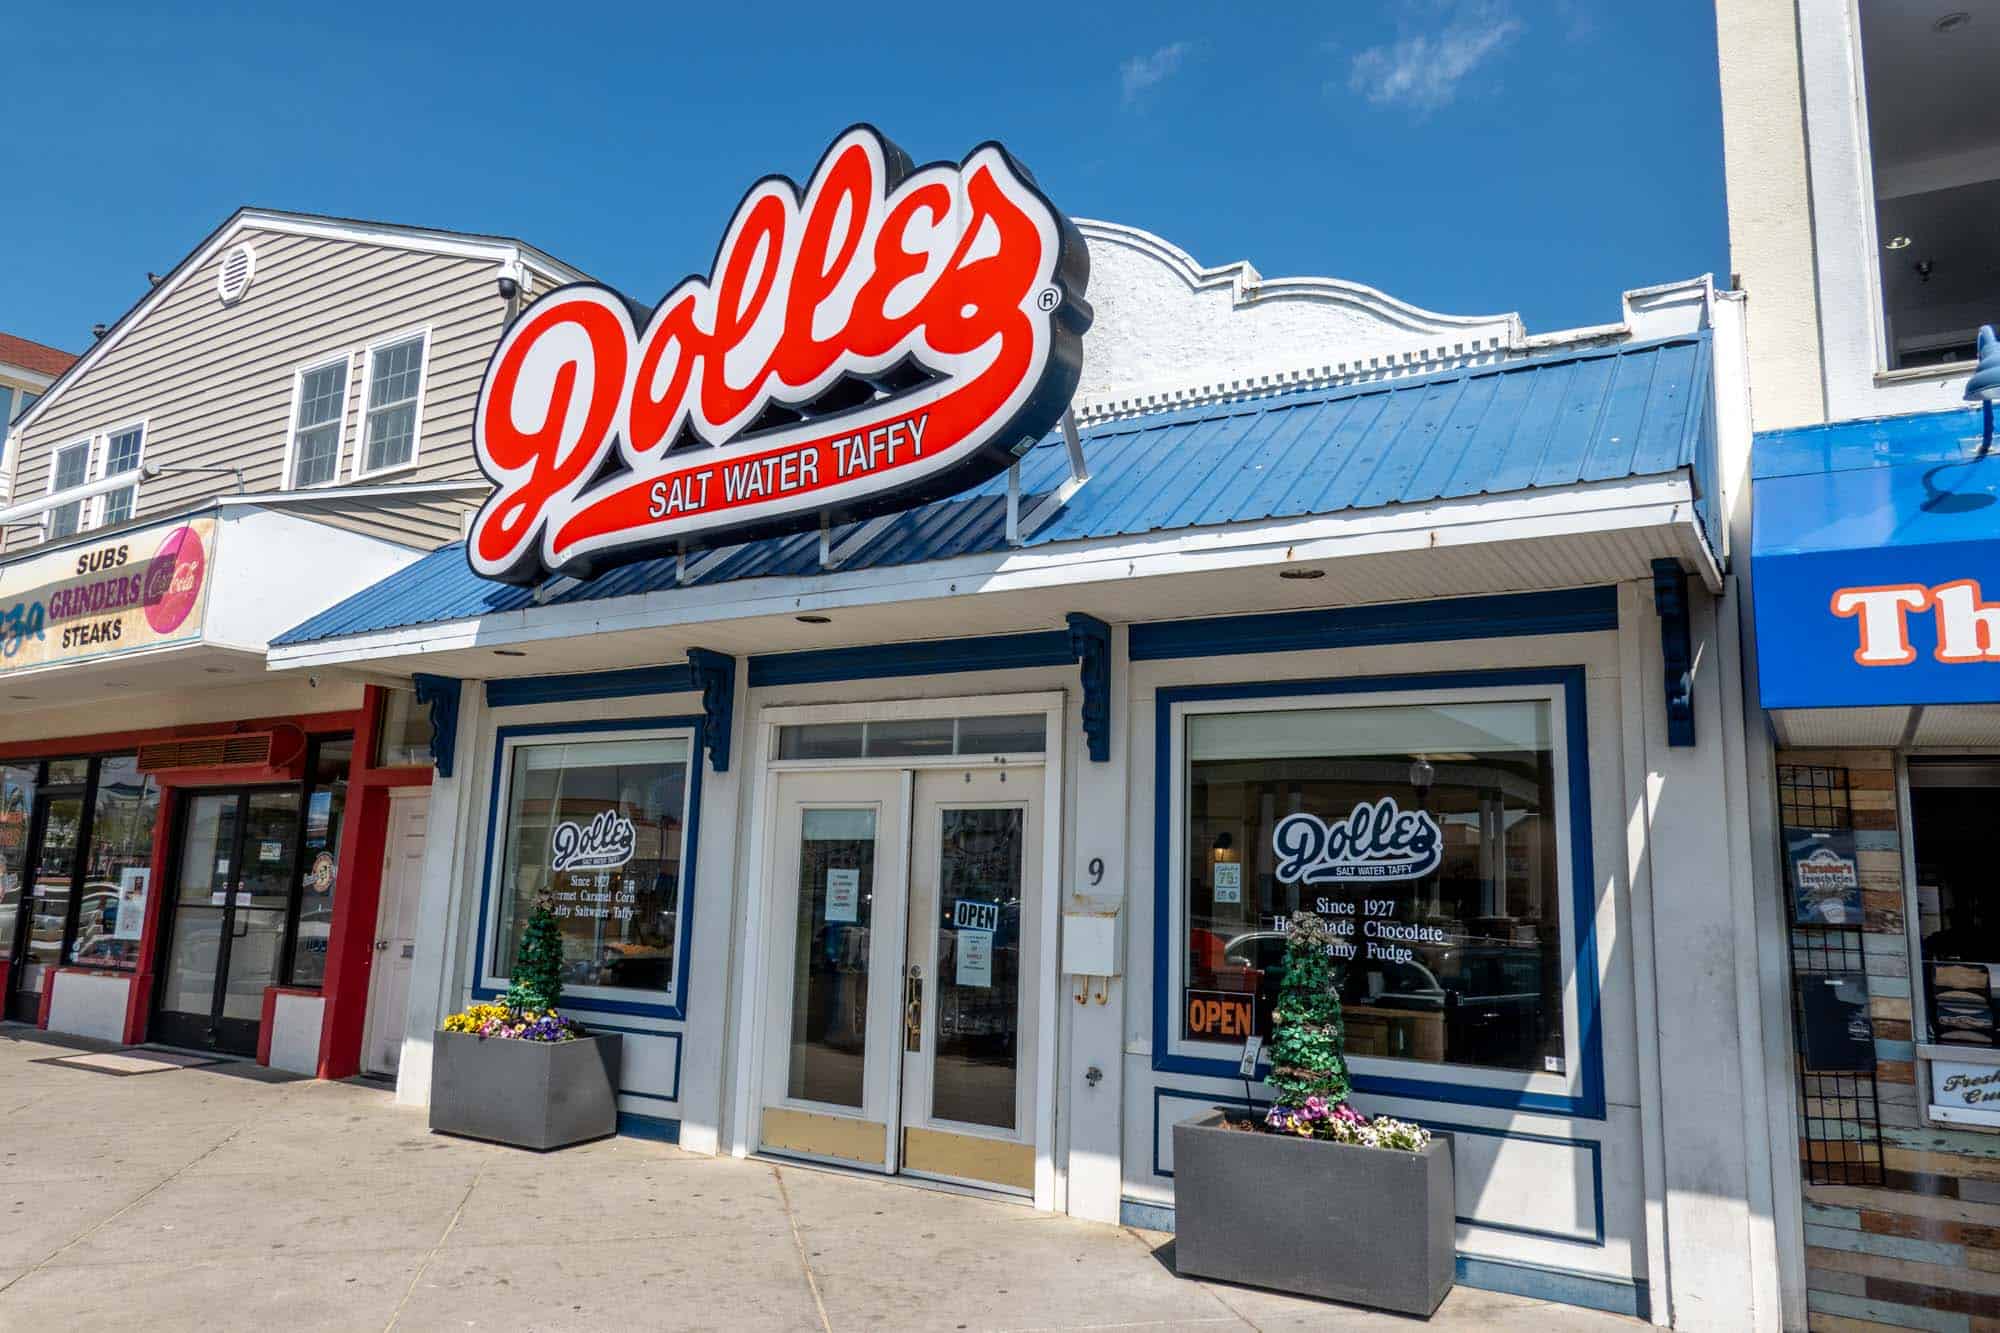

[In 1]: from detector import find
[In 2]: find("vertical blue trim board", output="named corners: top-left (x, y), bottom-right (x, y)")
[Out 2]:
top-left (473, 714), bottom-right (707, 1021)
top-left (684, 648), bottom-right (736, 772)
top-left (411, 673), bottom-right (462, 778)
top-left (1150, 667), bottom-right (1605, 1119)
top-left (1650, 559), bottom-right (1695, 747)
top-left (1066, 612), bottom-right (1111, 762)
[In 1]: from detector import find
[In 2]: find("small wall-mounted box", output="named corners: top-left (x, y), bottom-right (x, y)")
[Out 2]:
top-left (1062, 897), bottom-right (1123, 977)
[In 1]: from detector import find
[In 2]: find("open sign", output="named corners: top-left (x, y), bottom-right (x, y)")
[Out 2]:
top-left (1186, 989), bottom-right (1257, 1039)
top-left (953, 900), bottom-right (1000, 932)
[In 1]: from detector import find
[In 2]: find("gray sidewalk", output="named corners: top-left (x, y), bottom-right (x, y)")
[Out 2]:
top-left (0, 1025), bottom-right (1637, 1332)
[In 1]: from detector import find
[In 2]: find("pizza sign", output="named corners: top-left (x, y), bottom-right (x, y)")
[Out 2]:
top-left (468, 124), bottom-right (1093, 584)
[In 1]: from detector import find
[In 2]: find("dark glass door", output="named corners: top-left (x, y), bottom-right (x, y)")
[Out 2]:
top-left (153, 789), bottom-right (303, 1054)
top-left (6, 792), bottom-right (84, 1023)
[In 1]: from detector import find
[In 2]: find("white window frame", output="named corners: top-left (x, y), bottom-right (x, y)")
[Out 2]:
top-left (351, 326), bottom-right (431, 482)
top-left (1163, 680), bottom-right (1585, 1106)
top-left (282, 350), bottom-right (356, 491)
top-left (92, 419), bottom-right (148, 528)
top-left (479, 723), bottom-right (699, 1007)
top-left (44, 435), bottom-right (95, 539)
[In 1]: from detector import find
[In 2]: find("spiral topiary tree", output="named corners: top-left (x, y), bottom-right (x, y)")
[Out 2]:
top-left (503, 892), bottom-right (565, 1013)
top-left (1266, 910), bottom-right (1350, 1109)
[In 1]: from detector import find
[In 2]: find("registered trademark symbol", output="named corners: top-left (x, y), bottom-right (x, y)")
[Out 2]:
top-left (1037, 287), bottom-right (1062, 312)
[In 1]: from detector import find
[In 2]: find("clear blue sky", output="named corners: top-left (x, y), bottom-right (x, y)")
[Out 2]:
top-left (4, 1), bottom-right (1725, 356)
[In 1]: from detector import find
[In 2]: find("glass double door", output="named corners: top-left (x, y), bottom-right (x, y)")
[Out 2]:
top-left (758, 767), bottom-right (1042, 1195)
top-left (153, 789), bottom-right (303, 1055)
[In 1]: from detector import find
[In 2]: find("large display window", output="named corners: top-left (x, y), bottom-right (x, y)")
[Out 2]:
top-left (483, 730), bottom-right (696, 1007)
top-left (1162, 675), bottom-right (1592, 1109)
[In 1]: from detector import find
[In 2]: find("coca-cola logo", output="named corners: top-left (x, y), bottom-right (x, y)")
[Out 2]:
top-left (1272, 798), bottom-right (1444, 884)
top-left (549, 810), bottom-right (636, 873)
top-left (469, 124), bottom-right (1093, 585)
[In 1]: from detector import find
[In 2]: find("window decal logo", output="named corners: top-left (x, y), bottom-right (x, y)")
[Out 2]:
top-left (468, 123), bottom-right (1093, 585)
top-left (1272, 798), bottom-right (1444, 884)
top-left (549, 810), bottom-right (636, 873)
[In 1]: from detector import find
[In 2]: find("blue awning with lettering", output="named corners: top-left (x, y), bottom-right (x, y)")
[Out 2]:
top-left (1753, 406), bottom-right (2000, 709)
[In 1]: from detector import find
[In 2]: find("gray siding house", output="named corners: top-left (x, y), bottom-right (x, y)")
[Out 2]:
top-left (1, 209), bottom-right (590, 554)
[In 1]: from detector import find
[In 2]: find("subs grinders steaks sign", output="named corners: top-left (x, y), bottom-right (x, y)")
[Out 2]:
top-left (469, 125), bottom-right (1093, 584)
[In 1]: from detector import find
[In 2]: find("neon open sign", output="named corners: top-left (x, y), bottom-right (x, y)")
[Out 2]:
top-left (468, 124), bottom-right (1093, 585)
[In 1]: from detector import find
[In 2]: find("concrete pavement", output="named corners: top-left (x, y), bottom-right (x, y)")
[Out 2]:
top-left (0, 1025), bottom-right (1639, 1331)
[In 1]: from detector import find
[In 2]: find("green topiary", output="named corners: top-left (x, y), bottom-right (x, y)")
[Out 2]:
top-left (1266, 910), bottom-right (1350, 1109)
top-left (502, 892), bottom-right (565, 1013)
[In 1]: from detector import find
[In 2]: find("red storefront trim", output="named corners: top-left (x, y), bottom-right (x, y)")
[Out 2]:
top-left (316, 686), bottom-right (433, 1079)
top-left (12, 691), bottom-right (431, 1072)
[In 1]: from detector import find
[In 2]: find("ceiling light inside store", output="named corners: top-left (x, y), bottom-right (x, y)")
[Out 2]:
top-left (1934, 11), bottom-right (1972, 33)
top-left (1278, 568), bottom-right (1326, 580)
top-left (1886, 235), bottom-right (1914, 250)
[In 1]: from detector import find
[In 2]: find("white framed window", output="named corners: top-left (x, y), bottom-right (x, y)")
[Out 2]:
top-left (95, 422), bottom-right (145, 527)
top-left (354, 329), bottom-right (428, 479)
top-left (45, 437), bottom-right (92, 539)
top-left (1162, 678), bottom-right (1587, 1108)
top-left (284, 353), bottom-right (351, 489)
top-left (481, 727), bottom-right (696, 1005)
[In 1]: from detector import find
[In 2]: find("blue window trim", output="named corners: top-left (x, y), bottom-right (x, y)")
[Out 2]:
top-left (1128, 587), bottom-right (1616, 663)
top-left (1151, 666), bottom-right (1605, 1120)
top-left (472, 713), bottom-right (706, 1021)
top-left (577, 1020), bottom-right (684, 1103)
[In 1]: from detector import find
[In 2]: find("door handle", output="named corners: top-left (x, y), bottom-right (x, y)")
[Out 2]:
top-left (904, 964), bottom-right (923, 1052)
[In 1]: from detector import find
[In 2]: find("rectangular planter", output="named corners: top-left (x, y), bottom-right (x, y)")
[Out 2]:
top-left (1172, 1112), bottom-right (1455, 1316)
top-left (430, 1030), bottom-right (622, 1151)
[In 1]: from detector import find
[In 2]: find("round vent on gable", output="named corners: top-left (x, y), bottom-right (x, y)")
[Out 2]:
top-left (216, 243), bottom-right (256, 305)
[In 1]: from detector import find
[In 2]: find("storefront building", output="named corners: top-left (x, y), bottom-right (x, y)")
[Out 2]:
top-left (267, 128), bottom-right (1783, 1325)
top-left (1718, 0), bottom-right (2000, 1326)
top-left (0, 207), bottom-right (591, 1076)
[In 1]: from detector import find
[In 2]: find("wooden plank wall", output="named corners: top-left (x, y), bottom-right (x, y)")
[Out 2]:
top-left (1782, 749), bottom-right (2000, 1333)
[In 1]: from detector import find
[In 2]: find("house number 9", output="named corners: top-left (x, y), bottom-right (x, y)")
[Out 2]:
top-left (1088, 857), bottom-right (1105, 886)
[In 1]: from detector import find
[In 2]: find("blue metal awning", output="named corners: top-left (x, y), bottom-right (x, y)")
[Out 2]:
top-left (277, 332), bottom-right (1717, 648)
top-left (1753, 406), bottom-right (2000, 709)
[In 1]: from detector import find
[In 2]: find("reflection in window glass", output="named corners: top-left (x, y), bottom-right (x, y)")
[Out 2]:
top-left (290, 737), bottom-right (352, 986)
top-left (1183, 700), bottom-right (1563, 1075)
top-left (788, 808), bottom-right (876, 1108)
top-left (932, 807), bottom-right (1022, 1129)
top-left (0, 765), bottom-right (37, 963)
top-left (496, 737), bottom-right (689, 995)
top-left (70, 757), bottom-right (158, 970)
top-left (361, 335), bottom-right (425, 473)
top-left (374, 690), bottom-right (432, 768)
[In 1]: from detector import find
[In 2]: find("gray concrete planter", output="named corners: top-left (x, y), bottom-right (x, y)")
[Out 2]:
top-left (429, 1030), bottom-right (622, 1151)
top-left (1171, 1112), bottom-right (1455, 1316)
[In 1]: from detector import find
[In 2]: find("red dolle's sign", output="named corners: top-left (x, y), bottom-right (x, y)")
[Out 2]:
top-left (468, 125), bottom-right (1093, 584)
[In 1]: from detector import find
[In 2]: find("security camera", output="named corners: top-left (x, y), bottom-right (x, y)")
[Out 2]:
top-left (496, 276), bottom-right (520, 302)
top-left (307, 674), bottom-right (320, 689)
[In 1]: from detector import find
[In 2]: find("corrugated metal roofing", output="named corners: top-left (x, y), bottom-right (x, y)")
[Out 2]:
top-left (276, 332), bottom-right (1715, 647)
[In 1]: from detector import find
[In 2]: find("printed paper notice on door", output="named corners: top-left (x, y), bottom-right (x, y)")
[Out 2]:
top-left (825, 867), bottom-right (860, 923)
top-left (1213, 862), bottom-right (1242, 905)
top-left (957, 928), bottom-right (994, 988)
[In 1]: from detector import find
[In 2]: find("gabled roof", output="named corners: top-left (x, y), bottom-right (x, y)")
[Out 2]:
top-left (274, 331), bottom-right (1717, 648)
top-left (0, 332), bottom-right (75, 379)
top-left (12, 207), bottom-right (600, 438)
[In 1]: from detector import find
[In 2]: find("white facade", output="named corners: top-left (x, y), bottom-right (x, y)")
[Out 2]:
top-left (271, 222), bottom-right (1777, 1325)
